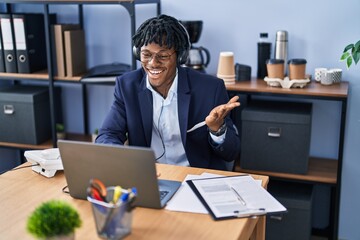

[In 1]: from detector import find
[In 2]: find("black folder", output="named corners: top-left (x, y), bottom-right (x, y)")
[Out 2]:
top-left (12, 13), bottom-right (48, 73)
top-left (0, 13), bottom-right (17, 73)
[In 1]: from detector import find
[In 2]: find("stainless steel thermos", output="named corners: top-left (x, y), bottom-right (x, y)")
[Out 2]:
top-left (274, 30), bottom-right (288, 76)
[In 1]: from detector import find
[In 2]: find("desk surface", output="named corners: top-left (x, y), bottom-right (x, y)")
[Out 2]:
top-left (0, 163), bottom-right (268, 240)
top-left (226, 78), bottom-right (349, 99)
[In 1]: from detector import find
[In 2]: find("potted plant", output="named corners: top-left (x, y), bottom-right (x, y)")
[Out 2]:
top-left (27, 200), bottom-right (82, 240)
top-left (56, 123), bottom-right (66, 140)
top-left (92, 128), bottom-right (99, 142)
top-left (340, 40), bottom-right (360, 68)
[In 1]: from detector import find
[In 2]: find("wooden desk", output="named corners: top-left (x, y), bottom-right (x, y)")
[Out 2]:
top-left (0, 163), bottom-right (268, 240)
top-left (226, 78), bottom-right (348, 98)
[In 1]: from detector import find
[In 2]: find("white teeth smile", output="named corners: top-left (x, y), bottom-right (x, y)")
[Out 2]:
top-left (149, 70), bottom-right (163, 75)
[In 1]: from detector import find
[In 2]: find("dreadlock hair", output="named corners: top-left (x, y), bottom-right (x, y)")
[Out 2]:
top-left (132, 14), bottom-right (190, 64)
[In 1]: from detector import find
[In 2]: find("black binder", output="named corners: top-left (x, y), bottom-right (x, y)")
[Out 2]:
top-left (12, 13), bottom-right (47, 73)
top-left (0, 21), bottom-right (6, 72)
top-left (0, 13), bottom-right (17, 73)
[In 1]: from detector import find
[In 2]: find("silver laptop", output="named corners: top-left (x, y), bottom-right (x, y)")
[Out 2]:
top-left (58, 140), bottom-right (181, 209)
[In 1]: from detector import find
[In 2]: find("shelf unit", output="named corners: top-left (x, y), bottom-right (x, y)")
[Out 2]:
top-left (227, 78), bottom-right (348, 240)
top-left (0, 0), bottom-right (161, 151)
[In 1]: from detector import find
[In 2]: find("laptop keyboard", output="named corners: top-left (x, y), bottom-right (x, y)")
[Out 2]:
top-left (160, 190), bottom-right (169, 200)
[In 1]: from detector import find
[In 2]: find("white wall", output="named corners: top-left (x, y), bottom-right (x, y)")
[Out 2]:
top-left (4, 1), bottom-right (360, 239)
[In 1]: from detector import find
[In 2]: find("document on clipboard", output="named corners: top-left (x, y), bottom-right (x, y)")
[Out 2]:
top-left (187, 175), bottom-right (287, 220)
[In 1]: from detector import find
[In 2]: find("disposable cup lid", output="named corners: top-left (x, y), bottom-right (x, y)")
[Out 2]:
top-left (288, 58), bottom-right (307, 65)
top-left (266, 59), bottom-right (284, 64)
top-left (235, 65), bottom-right (251, 72)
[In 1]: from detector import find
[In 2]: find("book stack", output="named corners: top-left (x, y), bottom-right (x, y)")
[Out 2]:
top-left (52, 24), bottom-right (87, 78)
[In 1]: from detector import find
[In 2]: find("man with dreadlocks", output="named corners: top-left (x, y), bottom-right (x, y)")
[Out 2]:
top-left (96, 14), bottom-right (240, 171)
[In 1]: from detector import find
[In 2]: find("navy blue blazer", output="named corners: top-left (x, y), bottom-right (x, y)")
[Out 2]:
top-left (96, 67), bottom-right (240, 170)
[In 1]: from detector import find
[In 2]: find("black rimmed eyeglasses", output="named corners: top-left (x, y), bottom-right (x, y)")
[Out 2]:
top-left (140, 50), bottom-right (176, 63)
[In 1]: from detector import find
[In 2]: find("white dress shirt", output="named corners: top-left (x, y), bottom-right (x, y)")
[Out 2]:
top-left (147, 72), bottom-right (189, 166)
top-left (146, 69), bottom-right (226, 166)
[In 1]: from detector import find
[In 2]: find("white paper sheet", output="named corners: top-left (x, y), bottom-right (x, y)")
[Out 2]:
top-left (165, 173), bottom-right (220, 214)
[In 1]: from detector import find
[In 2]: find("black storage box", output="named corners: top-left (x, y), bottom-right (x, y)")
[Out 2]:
top-left (0, 85), bottom-right (51, 144)
top-left (266, 180), bottom-right (313, 240)
top-left (240, 100), bottom-right (312, 174)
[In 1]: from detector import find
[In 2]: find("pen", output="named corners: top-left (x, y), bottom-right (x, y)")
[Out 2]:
top-left (187, 121), bottom-right (206, 133)
top-left (233, 208), bottom-right (266, 218)
top-left (112, 186), bottom-right (122, 204)
top-left (127, 188), bottom-right (137, 211)
top-left (231, 187), bottom-right (246, 205)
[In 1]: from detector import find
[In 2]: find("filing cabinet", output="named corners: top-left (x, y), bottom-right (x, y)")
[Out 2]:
top-left (0, 85), bottom-right (51, 144)
top-left (240, 100), bottom-right (312, 174)
top-left (266, 180), bottom-right (313, 240)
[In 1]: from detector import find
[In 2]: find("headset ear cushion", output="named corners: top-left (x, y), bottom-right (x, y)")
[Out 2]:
top-left (178, 51), bottom-right (189, 65)
top-left (133, 46), bottom-right (140, 61)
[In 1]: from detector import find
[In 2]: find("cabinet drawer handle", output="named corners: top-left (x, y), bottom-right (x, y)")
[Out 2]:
top-left (269, 215), bottom-right (283, 221)
top-left (267, 127), bottom-right (281, 137)
top-left (4, 105), bottom-right (15, 115)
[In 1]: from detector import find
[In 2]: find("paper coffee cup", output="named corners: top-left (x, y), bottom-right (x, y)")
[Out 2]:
top-left (266, 59), bottom-right (285, 79)
top-left (217, 52), bottom-right (235, 82)
top-left (288, 59), bottom-right (307, 80)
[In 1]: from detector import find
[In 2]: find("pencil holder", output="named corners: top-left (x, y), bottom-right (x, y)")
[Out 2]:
top-left (88, 187), bottom-right (134, 240)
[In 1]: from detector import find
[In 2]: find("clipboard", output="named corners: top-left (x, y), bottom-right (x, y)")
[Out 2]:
top-left (187, 175), bottom-right (287, 220)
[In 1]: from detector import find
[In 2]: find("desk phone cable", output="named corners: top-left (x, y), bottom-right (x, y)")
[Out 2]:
top-left (0, 163), bottom-right (40, 175)
top-left (62, 185), bottom-right (70, 194)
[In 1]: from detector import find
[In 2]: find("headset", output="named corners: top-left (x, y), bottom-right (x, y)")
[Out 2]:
top-left (133, 20), bottom-right (191, 65)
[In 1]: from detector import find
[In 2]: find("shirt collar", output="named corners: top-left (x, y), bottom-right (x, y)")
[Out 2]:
top-left (146, 68), bottom-right (178, 100)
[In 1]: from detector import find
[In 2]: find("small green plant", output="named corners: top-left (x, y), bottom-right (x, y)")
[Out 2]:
top-left (27, 200), bottom-right (82, 238)
top-left (56, 123), bottom-right (65, 133)
top-left (94, 128), bottom-right (99, 135)
top-left (340, 40), bottom-right (360, 69)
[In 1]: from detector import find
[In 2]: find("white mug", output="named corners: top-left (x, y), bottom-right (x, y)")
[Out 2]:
top-left (314, 68), bottom-right (327, 82)
top-left (330, 68), bottom-right (342, 83)
top-left (320, 69), bottom-right (343, 85)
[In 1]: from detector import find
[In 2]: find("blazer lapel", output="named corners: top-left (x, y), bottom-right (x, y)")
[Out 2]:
top-left (138, 75), bottom-right (153, 146)
top-left (177, 68), bottom-right (191, 147)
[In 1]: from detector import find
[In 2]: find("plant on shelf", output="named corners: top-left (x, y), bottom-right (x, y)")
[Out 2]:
top-left (92, 128), bottom-right (99, 142)
top-left (27, 200), bottom-right (82, 240)
top-left (340, 40), bottom-right (360, 69)
top-left (56, 123), bottom-right (66, 140)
